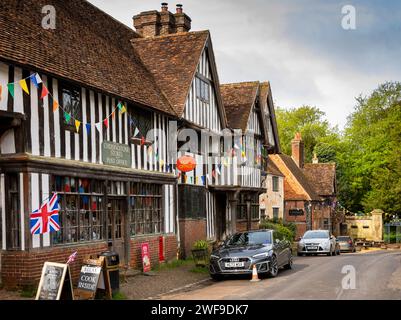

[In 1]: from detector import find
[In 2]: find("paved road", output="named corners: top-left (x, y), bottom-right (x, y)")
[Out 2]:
top-left (163, 250), bottom-right (401, 300)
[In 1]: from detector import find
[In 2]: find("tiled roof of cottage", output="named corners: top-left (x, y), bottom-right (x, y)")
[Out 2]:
top-left (220, 81), bottom-right (260, 131)
top-left (267, 155), bottom-right (284, 177)
top-left (132, 31), bottom-right (210, 118)
top-left (270, 154), bottom-right (320, 201)
top-left (303, 163), bottom-right (336, 196)
top-left (0, 0), bottom-right (174, 115)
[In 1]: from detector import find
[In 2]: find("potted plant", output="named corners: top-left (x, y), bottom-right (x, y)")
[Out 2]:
top-left (191, 240), bottom-right (209, 267)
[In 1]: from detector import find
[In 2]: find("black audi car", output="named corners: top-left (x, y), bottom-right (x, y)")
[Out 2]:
top-left (209, 229), bottom-right (293, 280)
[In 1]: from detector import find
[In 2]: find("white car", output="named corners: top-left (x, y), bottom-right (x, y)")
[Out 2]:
top-left (297, 230), bottom-right (340, 256)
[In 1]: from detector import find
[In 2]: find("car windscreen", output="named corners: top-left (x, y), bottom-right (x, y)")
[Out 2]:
top-left (303, 231), bottom-right (329, 239)
top-left (227, 231), bottom-right (272, 246)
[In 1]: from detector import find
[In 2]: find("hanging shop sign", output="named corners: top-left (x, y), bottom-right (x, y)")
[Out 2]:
top-left (176, 155), bottom-right (196, 172)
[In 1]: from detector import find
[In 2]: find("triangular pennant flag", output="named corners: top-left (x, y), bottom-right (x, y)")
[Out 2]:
top-left (103, 118), bottom-right (109, 128)
top-left (184, 175), bottom-right (188, 183)
top-left (41, 85), bottom-right (49, 99)
top-left (140, 136), bottom-right (145, 146)
top-left (112, 111), bottom-right (115, 119)
top-left (7, 83), bottom-right (15, 98)
top-left (95, 122), bottom-right (102, 133)
top-left (52, 100), bottom-right (59, 112)
top-left (86, 123), bottom-right (91, 134)
top-left (201, 176), bottom-right (206, 185)
top-left (117, 102), bottom-right (122, 110)
top-left (241, 151), bottom-right (246, 158)
top-left (195, 176), bottom-right (198, 185)
top-left (75, 120), bottom-right (81, 133)
top-left (19, 79), bottom-right (30, 95)
top-left (216, 166), bottom-right (221, 175)
top-left (35, 73), bottom-right (42, 85)
top-left (64, 112), bottom-right (71, 123)
top-left (120, 106), bottom-right (126, 114)
top-left (212, 170), bottom-right (216, 178)
top-left (30, 74), bottom-right (39, 89)
top-left (177, 172), bottom-right (181, 179)
top-left (159, 159), bottom-right (165, 168)
top-left (134, 127), bottom-right (139, 137)
top-left (234, 143), bottom-right (240, 150)
top-left (147, 145), bottom-right (153, 156)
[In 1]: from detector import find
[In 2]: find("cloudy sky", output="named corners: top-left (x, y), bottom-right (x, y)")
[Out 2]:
top-left (88, 0), bottom-right (401, 129)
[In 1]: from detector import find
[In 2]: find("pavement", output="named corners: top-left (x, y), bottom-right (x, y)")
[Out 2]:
top-left (161, 249), bottom-right (401, 300)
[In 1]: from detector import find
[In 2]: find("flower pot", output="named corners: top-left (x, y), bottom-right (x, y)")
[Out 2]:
top-left (191, 248), bottom-right (209, 267)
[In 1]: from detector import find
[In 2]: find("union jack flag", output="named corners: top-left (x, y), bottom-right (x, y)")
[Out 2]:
top-left (30, 193), bottom-right (60, 235)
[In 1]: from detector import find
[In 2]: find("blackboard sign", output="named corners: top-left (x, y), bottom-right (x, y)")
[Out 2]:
top-left (77, 265), bottom-right (102, 292)
top-left (75, 256), bottom-right (112, 300)
top-left (35, 262), bottom-right (74, 300)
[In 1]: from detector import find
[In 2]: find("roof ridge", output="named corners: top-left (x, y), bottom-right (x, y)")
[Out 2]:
top-left (221, 81), bottom-right (260, 87)
top-left (132, 30), bottom-right (210, 42)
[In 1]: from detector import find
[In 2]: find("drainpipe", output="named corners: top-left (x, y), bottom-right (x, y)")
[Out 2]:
top-left (174, 180), bottom-right (181, 259)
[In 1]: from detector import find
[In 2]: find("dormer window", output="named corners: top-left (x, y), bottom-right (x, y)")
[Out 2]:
top-left (195, 76), bottom-right (210, 103)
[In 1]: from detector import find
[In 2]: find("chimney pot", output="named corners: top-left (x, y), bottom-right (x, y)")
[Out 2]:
top-left (161, 2), bottom-right (168, 12)
top-left (176, 4), bottom-right (183, 14)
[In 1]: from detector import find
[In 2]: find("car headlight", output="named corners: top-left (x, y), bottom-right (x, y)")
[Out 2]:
top-left (252, 251), bottom-right (270, 259)
top-left (210, 254), bottom-right (220, 259)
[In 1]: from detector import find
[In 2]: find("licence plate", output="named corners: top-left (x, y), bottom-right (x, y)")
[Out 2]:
top-left (307, 246), bottom-right (318, 250)
top-left (225, 262), bottom-right (245, 268)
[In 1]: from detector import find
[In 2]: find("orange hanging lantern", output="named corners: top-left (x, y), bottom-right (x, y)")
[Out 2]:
top-left (176, 155), bottom-right (196, 172)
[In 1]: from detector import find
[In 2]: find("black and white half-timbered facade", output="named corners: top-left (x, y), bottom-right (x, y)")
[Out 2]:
top-left (0, 1), bottom-right (282, 286)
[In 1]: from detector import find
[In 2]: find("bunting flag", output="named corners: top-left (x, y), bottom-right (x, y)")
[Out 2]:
top-left (177, 172), bottom-right (181, 179)
top-left (190, 176), bottom-right (193, 184)
top-left (241, 151), bottom-right (246, 158)
top-left (75, 120), bottom-right (81, 133)
top-left (41, 85), bottom-right (49, 99)
top-left (85, 123), bottom-right (91, 134)
top-left (184, 174), bottom-right (188, 183)
top-left (30, 73), bottom-right (42, 88)
top-left (234, 143), bottom-right (240, 150)
top-left (111, 111), bottom-right (116, 119)
top-left (212, 170), bottom-right (216, 178)
top-left (64, 112), bottom-right (71, 123)
top-left (117, 102), bottom-right (122, 110)
top-left (103, 118), bottom-right (109, 128)
top-left (159, 159), bottom-right (165, 168)
top-left (19, 79), bottom-right (30, 95)
top-left (147, 145), bottom-right (153, 156)
top-left (201, 175), bottom-right (206, 185)
top-left (216, 166), bottom-right (221, 175)
top-left (134, 127), bottom-right (139, 137)
top-left (7, 83), bottom-right (14, 98)
top-left (120, 105), bottom-right (126, 114)
top-left (53, 100), bottom-right (59, 112)
top-left (195, 176), bottom-right (198, 185)
top-left (141, 136), bottom-right (145, 146)
top-left (95, 122), bottom-right (102, 133)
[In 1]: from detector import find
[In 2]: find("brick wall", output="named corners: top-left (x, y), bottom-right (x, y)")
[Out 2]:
top-left (236, 221), bottom-right (260, 232)
top-left (129, 234), bottom-right (177, 269)
top-left (1, 242), bottom-right (108, 289)
top-left (179, 219), bottom-right (206, 258)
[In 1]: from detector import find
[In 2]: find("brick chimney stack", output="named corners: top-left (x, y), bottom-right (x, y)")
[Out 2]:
top-left (291, 132), bottom-right (304, 168)
top-left (133, 3), bottom-right (191, 37)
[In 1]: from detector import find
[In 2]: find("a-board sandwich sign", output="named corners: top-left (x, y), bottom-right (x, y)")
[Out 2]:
top-left (35, 262), bottom-right (74, 300)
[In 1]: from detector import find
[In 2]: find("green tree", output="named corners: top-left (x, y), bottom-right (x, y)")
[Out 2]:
top-left (338, 82), bottom-right (401, 216)
top-left (275, 105), bottom-right (340, 163)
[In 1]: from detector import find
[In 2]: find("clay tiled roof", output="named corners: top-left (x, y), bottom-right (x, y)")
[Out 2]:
top-left (0, 0), bottom-right (173, 114)
top-left (220, 81), bottom-right (260, 131)
top-left (132, 31), bottom-right (210, 118)
top-left (267, 156), bottom-right (283, 177)
top-left (270, 154), bottom-right (320, 201)
top-left (303, 163), bottom-right (336, 196)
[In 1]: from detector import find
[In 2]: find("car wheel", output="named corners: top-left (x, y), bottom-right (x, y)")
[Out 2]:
top-left (284, 254), bottom-right (293, 270)
top-left (210, 273), bottom-right (222, 281)
top-left (269, 255), bottom-right (279, 277)
top-left (297, 252), bottom-right (303, 257)
top-left (327, 246), bottom-right (333, 256)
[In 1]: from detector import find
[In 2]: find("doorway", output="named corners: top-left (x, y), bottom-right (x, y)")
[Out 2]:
top-left (107, 198), bottom-right (126, 264)
top-left (215, 193), bottom-right (227, 241)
